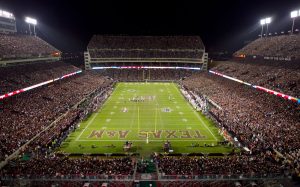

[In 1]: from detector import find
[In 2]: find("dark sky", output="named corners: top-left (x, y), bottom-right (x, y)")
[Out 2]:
top-left (1, 0), bottom-right (300, 52)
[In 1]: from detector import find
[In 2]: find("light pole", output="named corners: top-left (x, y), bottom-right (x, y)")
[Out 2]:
top-left (25, 17), bottom-right (37, 36)
top-left (260, 19), bottom-right (266, 38)
top-left (265, 17), bottom-right (271, 37)
top-left (260, 17), bottom-right (271, 38)
top-left (291, 10), bottom-right (299, 34)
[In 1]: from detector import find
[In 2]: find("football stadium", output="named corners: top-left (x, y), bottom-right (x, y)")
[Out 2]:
top-left (0, 1), bottom-right (300, 187)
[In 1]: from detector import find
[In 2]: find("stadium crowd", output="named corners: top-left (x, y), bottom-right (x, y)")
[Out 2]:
top-left (155, 153), bottom-right (287, 177)
top-left (0, 33), bottom-right (59, 59)
top-left (234, 34), bottom-right (300, 59)
top-left (0, 70), bottom-right (113, 161)
top-left (182, 72), bottom-right (300, 177)
top-left (29, 85), bottom-right (113, 153)
top-left (88, 36), bottom-right (204, 50)
top-left (88, 49), bottom-right (203, 59)
top-left (183, 72), bottom-right (300, 153)
top-left (87, 36), bottom-right (204, 59)
top-left (286, 149), bottom-right (300, 176)
top-left (211, 61), bottom-right (300, 98)
top-left (101, 69), bottom-right (195, 81)
top-left (1, 156), bottom-right (134, 177)
top-left (0, 61), bottom-right (79, 94)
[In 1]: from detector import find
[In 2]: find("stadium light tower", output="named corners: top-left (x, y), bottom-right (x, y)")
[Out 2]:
top-left (260, 19), bottom-right (266, 38)
top-left (25, 17), bottom-right (37, 36)
top-left (265, 17), bottom-right (271, 37)
top-left (291, 10), bottom-right (300, 34)
top-left (260, 17), bottom-right (271, 38)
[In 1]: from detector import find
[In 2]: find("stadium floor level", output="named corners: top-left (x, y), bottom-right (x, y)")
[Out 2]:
top-left (58, 82), bottom-right (234, 157)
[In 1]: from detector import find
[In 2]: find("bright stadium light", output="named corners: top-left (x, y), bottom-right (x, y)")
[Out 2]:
top-left (260, 17), bottom-right (271, 38)
top-left (260, 19), bottom-right (266, 38)
top-left (260, 19), bottom-right (266, 25)
top-left (25, 17), bottom-right (37, 25)
top-left (260, 19), bottom-right (265, 38)
top-left (25, 17), bottom-right (37, 36)
top-left (290, 10), bottom-right (300, 34)
top-left (291, 10), bottom-right (298, 18)
top-left (265, 17), bottom-right (271, 24)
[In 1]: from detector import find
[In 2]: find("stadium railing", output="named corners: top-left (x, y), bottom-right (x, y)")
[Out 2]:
top-left (1, 174), bottom-right (133, 181)
top-left (1, 173), bottom-right (288, 182)
top-left (158, 173), bottom-right (288, 181)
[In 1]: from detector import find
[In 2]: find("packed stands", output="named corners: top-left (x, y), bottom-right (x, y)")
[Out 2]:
top-left (182, 72), bottom-right (300, 152)
top-left (0, 61), bottom-right (79, 94)
top-left (0, 33), bottom-right (59, 60)
top-left (86, 36), bottom-right (206, 67)
top-left (100, 69), bottom-right (196, 81)
top-left (156, 154), bottom-right (285, 177)
top-left (210, 61), bottom-right (300, 98)
top-left (29, 84), bottom-right (113, 152)
top-left (87, 35), bottom-right (204, 59)
top-left (0, 70), bottom-right (112, 161)
top-left (88, 36), bottom-right (204, 50)
top-left (234, 34), bottom-right (300, 59)
top-left (181, 71), bottom-right (300, 178)
top-left (1, 156), bottom-right (134, 177)
top-left (88, 50), bottom-right (203, 59)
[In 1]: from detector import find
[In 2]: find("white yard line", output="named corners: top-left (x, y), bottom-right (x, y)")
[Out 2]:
top-left (192, 108), bottom-right (218, 141)
top-left (76, 86), bottom-right (117, 141)
top-left (154, 96), bottom-right (165, 130)
top-left (137, 106), bottom-right (140, 132)
top-left (76, 112), bottom-right (98, 141)
top-left (171, 83), bottom-right (218, 141)
top-left (129, 99), bottom-right (137, 129)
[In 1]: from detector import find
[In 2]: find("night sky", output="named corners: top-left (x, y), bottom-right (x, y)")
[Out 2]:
top-left (1, 0), bottom-right (300, 53)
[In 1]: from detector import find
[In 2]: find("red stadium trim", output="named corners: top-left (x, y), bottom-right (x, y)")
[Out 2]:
top-left (209, 70), bottom-right (300, 104)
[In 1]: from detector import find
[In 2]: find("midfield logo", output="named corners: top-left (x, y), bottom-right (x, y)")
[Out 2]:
top-left (88, 130), bottom-right (205, 139)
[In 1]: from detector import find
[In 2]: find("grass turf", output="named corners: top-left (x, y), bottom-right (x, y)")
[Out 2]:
top-left (58, 82), bottom-right (233, 156)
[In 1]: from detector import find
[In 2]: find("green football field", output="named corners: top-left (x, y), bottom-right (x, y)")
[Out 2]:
top-left (59, 82), bottom-right (233, 156)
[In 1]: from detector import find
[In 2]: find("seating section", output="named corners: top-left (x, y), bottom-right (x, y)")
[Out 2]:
top-left (3, 156), bottom-right (134, 176)
top-left (87, 36), bottom-right (204, 59)
top-left (183, 72), bottom-right (300, 153)
top-left (156, 155), bottom-right (283, 176)
top-left (0, 33), bottom-right (59, 60)
top-left (0, 70), bottom-right (112, 161)
top-left (234, 34), bottom-right (300, 59)
top-left (88, 36), bottom-right (204, 50)
top-left (100, 69), bottom-right (196, 81)
top-left (211, 61), bottom-right (300, 98)
top-left (0, 61), bottom-right (80, 94)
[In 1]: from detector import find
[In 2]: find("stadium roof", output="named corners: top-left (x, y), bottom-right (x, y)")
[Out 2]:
top-left (88, 35), bottom-right (205, 50)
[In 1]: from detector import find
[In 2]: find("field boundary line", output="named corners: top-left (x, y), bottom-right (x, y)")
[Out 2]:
top-left (75, 87), bottom-right (117, 141)
top-left (172, 83), bottom-right (218, 141)
top-left (137, 107), bottom-right (140, 131)
top-left (129, 90), bottom-right (137, 129)
top-left (192, 110), bottom-right (218, 141)
top-left (76, 112), bottom-right (98, 141)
